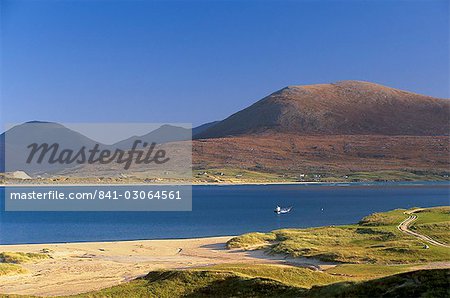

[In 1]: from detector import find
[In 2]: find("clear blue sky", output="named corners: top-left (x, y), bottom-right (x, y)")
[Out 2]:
top-left (1, 0), bottom-right (448, 128)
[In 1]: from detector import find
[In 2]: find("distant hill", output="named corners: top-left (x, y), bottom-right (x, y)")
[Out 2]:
top-left (0, 122), bottom-right (191, 175)
top-left (113, 124), bottom-right (191, 150)
top-left (195, 81), bottom-right (449, 138)
top-left (192, 121), bottom-right (220, 137)
top-left (0, 122), bottom-right (101, 175)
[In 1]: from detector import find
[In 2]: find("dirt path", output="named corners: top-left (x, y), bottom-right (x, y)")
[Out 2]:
top-left (397, 209), bottom-right (449, 248)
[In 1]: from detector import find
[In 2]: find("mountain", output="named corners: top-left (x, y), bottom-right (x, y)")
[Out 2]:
top-left (113, 124), bottom-right (191, 149)
top-left (1, 121), bottom-right (102, 175)
top-left (0, 122), bottom-right (192, 176)
top-left (192, 121), bottom-right (220, 137)
top-left (195, 81), bottom-right (449, 138)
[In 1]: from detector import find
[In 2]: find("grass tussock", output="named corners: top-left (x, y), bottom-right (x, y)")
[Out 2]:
top-left (0, 263), bottom-right (27, 276)
top-left (0, 252), bottom-right (49, 264)
top-left (226, 232), bottom-right (277, 249)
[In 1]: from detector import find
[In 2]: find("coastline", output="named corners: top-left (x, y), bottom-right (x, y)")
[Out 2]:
top-left (1, 206), bottom-right (449, 296)
top-left (0, 236), bottom-right (336, 296)
top-left (1, 180), bottom-right (448, 187)
top-left (1, 182), bottom-right (448, 296)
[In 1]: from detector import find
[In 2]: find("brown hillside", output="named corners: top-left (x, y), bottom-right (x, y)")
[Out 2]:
top-left (195, 81), bottom-right (449, 138)
top-left (193, 134), bottom-right (449, 175)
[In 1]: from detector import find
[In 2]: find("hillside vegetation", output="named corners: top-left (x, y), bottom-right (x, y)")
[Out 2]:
top-left (0, 252), bottom-right (49, 264)
top-left (0, 251), bottom-right (49, 277)
top-left (193, 135), bottom-right (450, 182)
top-left (57, 268), bottom-right (449, 298)
top-left (227, 207), bottom-right (450, 264)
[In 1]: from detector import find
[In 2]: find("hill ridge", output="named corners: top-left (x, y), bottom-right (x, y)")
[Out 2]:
top-left (195, 81), bottom-right (449, 138)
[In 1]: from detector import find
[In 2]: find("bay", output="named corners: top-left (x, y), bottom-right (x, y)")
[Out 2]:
top-left (0, 182), bottom-right (448, 244)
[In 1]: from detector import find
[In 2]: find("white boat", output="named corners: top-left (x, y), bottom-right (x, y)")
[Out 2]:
top-left (274, 206), bottom-right (292, 214)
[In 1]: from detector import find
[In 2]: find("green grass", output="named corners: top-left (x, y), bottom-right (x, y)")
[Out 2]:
top-left (193, 168), bottom-right (449, 183)
top-left (204, 264), bottom-right (346, 288)
top-left (64, 270), bottom-right (305, 298)
top-left (413, 222), bottom-right (450, 244)
top-left (207, 263), bottom-right (434, 286)
top-left (359, 208), bottom-right (407, 226)
top-left (344, 170), bottom-right (447, 182)
top-left (0, 263), bottom-right (27, 276)
top-left (409, 207), bottom-right (450, 244)
top-left (226, 232), bottom-right (277, 249)
top-left (324, 263), bottom-right (416, 280)
top-left (413, 207), bottom-right (450, 224)
top-left (307, 269), bottom-right (450, 298)
top-left (0, 251), bottom-right (49, 279)
top-left (1, 263), bottom-right (433, 297)
top-left (56, 268), bottom-right (450, 298)
top-left (227, 206), bottom-right (450, 264)
top-left (193, 168), bottom-right (297, 183)
top-left (0, 252), bottom-right (49, 264)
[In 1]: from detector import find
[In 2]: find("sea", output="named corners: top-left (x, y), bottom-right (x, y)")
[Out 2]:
top-left (0, 182), bottom-right (449, 244)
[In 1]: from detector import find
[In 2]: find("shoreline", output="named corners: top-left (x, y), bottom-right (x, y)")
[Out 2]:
top-left (1, 180), bottom-right (449, 187)
top-left (0, 236), bottom-right (336, 296)
top-left (0, 234), bottom-right (238, 247)
top-left (1, 209), bottom-right (449, 296)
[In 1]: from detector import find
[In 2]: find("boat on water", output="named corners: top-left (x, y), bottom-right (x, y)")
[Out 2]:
top-left (274, 206), bottom-right (292, 214)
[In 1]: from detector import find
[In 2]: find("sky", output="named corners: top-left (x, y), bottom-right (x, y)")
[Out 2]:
top-left (1, 0), bottom-right (449, 129)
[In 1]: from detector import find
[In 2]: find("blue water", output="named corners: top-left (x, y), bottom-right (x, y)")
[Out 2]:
top-left (0, 182), bottom-right (449, 244)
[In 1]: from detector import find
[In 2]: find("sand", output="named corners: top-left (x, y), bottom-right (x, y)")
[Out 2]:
top-left (0, 237), bottom-right (336, 297)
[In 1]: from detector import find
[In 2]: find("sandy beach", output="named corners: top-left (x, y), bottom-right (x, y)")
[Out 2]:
top-left (0, 237), bottom-right (336, 297)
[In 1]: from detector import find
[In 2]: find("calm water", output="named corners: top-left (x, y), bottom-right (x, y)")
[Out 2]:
top-left (0, 182), bottom-right (449, 244)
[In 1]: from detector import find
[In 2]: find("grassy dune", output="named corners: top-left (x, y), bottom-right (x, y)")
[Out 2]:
top-left (0, 251), bottom-right (49, 278)
top-left (54, 268), bottom-right (449, 298)
top-left (64, 270), bottom-right (305, 298)
top-left (201, 264), bottom-right (346, 288)
top-left (0, 263), bottom-right (27, 276)
top-left (307, 268), bottom-right (450, 297)
top-left (227, 207), bottom-right (450, 264)
top-left (0, 252), bottom-right (49, 264)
